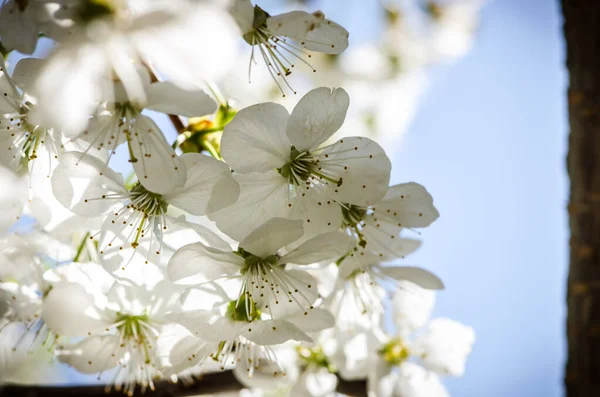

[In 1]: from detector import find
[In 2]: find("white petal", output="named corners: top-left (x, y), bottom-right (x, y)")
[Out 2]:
top-left (395, 362), bottom-right (450, 397)
top-left (130, 115), bottom-right (186, 195)
top-left (134, 5), bottom-right (239, 83)
top-left (145, 81), bottom-right (217, 117)
top-left (58, 335), bottom-right (123, 374)
top-left (97, 212), bottom-right (165, 286)
top-left (42, 282), bottom-right (111, 338)
top-left (280, 232), bottom-right (353, 265)
top-left (221, 103), bottom-right (291, 173)
top-left (0, 164), bottom-right (26, 233)
top-left (51, 152), bottom-right (127, 217)
top-left (379, 266), bottom-right (444, 290)
top-left (164, 153), bottom-right (239, 215)
top-left (11, 57), bottom-right (44, 95)
top-left (286, 307), bottom-right (335, 333)
top-left (168, 242), bottom-right (242, 284)
top-left (377, 183), bottom-right (439, 228)
top-left (209, 171), bottom-right (292, 242)
top-left (267, 11), bottom-right (349, 54)
top-left (392, 282), bottom-right (436, 334)
top-left (286, 87), bottom-right (349, 152)
top-left (319, 136), bottom-right (390, 206)
top-left (243, 320), bottom-right (312, 345)
top-left (361, 226), bottom-right (421, 260)
top-left (169, 335), bottom-right (215, 373)
top-left (414, 318), bottom-right (475, 377)
top-left (291, 368), bottom-right (338, 397)
top-left (257, 269), bottom-right (319, 318)
top-left (228, 0), bottom-right (255, 33)
top-left (240, 217), bottom-right (304, 257)
top-left (0, 57), bottom-right (21, 115)
top-left (0, 2), bottom-right (39, 54)
top-left (29, 41), bottom-right (108, 137)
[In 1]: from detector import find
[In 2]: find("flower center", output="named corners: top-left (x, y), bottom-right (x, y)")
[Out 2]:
top-left (126, 184), bottom-right (168, 248)
top-left (226, 296), bottom-right (261, 323)
top-left (297, 345), bottom-right (335, 372)
top-left (277, 146), bottom-right (342, 187)
top-left (378, 338), bottom-right (410, 366)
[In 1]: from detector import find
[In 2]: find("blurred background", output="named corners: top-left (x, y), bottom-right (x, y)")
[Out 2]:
top-left (6, 0), bottom-right (568, 395)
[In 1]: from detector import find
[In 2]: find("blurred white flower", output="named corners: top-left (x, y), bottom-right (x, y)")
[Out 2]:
top-left (29, 0), bottom-right (239, 136)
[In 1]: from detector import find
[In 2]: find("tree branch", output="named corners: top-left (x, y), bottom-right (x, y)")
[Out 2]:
top-left (0, 370), bottom-right (368, 397)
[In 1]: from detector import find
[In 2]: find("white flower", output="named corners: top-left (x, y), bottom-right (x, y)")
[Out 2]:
top-left (413, 318), bottom-right (475, 377)
top-left (168, 217), bottom-right (353, 315)
top-left (392, 281), bottom-right (436, 335)
top-left (51, 151), bottom-right (239, 284)
top-left (29, 0), bottom-right (239, 135)
top-left (211, 87), bottom-right (391, 242)
top-left (42, 274), bottom-right (182, 394)
top-left (229, 0), bottom-right (349, 93)
top-left (340, 182), bottom-right (439, 259)
top-left (77, 69), bottom-right (218, 194)
top-left (394, 362), bottom-right (450, 397)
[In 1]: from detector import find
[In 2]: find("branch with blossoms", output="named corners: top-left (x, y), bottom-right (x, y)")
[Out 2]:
top-left (0, 0), bottom-right (480, 396)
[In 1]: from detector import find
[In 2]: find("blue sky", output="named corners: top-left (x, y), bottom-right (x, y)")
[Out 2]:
top-left (385, 0), bottom-right (567, 395)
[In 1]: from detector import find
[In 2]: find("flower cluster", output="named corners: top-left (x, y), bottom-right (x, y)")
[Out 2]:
top-left (0, 0), bottom-right (477, 396)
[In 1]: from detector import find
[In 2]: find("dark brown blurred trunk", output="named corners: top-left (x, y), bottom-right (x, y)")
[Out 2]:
top-left (564, 1), bottom-right (600, 396)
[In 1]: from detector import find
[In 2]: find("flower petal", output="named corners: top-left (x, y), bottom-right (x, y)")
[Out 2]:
top-left (414, 318), bottom-right (475, 377)
top-left (240, 217), bottom-right (304, 257)
top-left (280, 232), bottom-right (353, 265)
top-left (392, 282), bottom-right (436, 334)
top-left (377, 183), bottom-right (440, 228)
top-left (164, 153), bottom-right (240, 215)
top-left (169, 335), bottom-right (216, 373)
top-left (209, 171), bottom-right (292, 242)
top-left (319, 136), bottom-right (390, 206)
top-left (257, 269), bottom-right (319, 318)
top-left (379, 266), bottom-right (444, 290)
top-left (42, 282), bottom-right (111, 338)
top-left (11, 57), bottom-right (44, 95)
top-left (286, 307), bottom-right (335, 333)
top-left (145, 81), bottom-right (217, 117)
top-left (286, 87), bottom-right (349, 152)
top-left (0, 164), bottom-right (26, 233)
top-left (51, 152), bottom-right (127, 217)
top-left (242, 320), bottom-right (312, 345)
top-left (221, 103), bottom-right (291, 173)
top-left (130, 115), bottom-right (186, 195)
top-left (168, 242), bottom-right (242, 284)
top-left (58, 335), bottom-right (124, 374)
top-left (267, 11), bottom-right (349, 54)
top-left (97, 212), bottom-right (165, 286)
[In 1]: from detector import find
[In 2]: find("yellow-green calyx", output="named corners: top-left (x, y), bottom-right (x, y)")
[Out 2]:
top-left (297, 345), bottom-right (336, 372)
top-left (227, 297), bottom-right (261, 323)
top-left (78, 0), bottom-right (119, 22)
top-left (115, 313), bottom-right (150, 338)
top-left (342, 204), bottom-right (367, 227)
top-left (242, 5), bottom-right (271, 45)
top-left (341, 204), bottom-right (368, 248)
top-left (378, 338), bottom-right (410, 366)
top-left (235, 247), bottom-right (279, 275)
